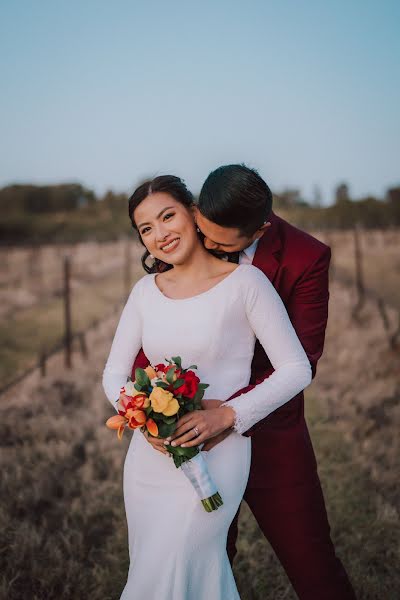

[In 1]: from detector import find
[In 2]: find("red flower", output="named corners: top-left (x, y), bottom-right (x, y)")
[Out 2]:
top-left (175, 370), bottom-right (200, 399)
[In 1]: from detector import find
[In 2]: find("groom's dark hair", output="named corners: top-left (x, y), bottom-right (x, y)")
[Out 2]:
top-left (198, 164), bottom-right (273, 237)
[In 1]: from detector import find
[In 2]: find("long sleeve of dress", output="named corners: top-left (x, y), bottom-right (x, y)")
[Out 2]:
top-left (223, 267), bottom-right (312, 434)
top-left (102, 279), bottom-right (144, 411)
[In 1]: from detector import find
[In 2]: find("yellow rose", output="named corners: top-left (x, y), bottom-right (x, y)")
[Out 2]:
top-left (162, 397), bottom-right (179, 416)
top-left (149, 387), bottom-right (180, 416)
top-left (144, 365), bottom-right (158, 380)
top-left (150, 387), bottom-right (174, 413)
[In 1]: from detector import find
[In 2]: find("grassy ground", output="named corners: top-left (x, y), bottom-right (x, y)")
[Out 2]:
top-left (234, 395), bottom-right (400, 599)
top-left (1, 367), bottom-right (398, 599)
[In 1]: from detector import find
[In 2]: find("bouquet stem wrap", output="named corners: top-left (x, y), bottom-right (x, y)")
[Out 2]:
top-left (180, 452), bottom-right (223, 512)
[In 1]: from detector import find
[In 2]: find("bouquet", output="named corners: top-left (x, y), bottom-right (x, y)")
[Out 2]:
top-left (106, 356), bottom-right (223, 512)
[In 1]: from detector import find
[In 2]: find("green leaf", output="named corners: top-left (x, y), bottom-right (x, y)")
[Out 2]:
top-left (173, 378), bottom-right (185, 389)
top-left (185, 364), bottom-right (198, 371)
top-left (162, 415), bottom-right (177, 424)
top-left (158, 421), bottom-right (177, 438)
top-left (155, 381), bottom-right (169, 389)
top-left (151, 412), bottom-right (165, 422)
top-left (171, 356), bottom-right (182, 369)
top-left (168, 446), bottom-right (199, 467)
top-left (135, 368), bottom-right (150, 387)
top-left (198, 383), bottom-right (209, 390)
top-left (166, 368), bottom-right (176, 385)
top-left (134, 383), bottom-right (143, 392)
top-left (193, 389), bottom-right (204, 404)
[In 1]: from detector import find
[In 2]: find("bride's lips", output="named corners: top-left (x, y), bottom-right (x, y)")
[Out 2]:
top-left (159, 237), bottom-right (180, 254)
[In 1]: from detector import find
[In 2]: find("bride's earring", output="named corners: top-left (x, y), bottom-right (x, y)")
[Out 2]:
top-left (196, 227), bottom-right (200, 233)
top-left (149, 254), bottom-right (154, 259)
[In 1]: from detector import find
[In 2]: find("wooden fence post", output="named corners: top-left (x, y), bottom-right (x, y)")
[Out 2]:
top-left (39, 350), bottom-right (47, 376)
top-left (377, 298), bottom-right (400, 350)
top-left (63, 255), bottom-right (72, 368)
top-left (352, 224), bottom-right (366, 320)
top-left (325, 230), bottom-right (335, 279)
top-left (78, 332), bottom-right (88, 358)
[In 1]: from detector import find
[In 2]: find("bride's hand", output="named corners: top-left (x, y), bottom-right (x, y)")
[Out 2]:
top-left (167, 402), bottom-right (235, 449)
top-left (143, 430), bottom-right (170, 455)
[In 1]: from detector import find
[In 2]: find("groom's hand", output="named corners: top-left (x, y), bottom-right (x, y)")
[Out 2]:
top-left (202, 429), bottom-right (232, 452)
top-left (168, 400), bottom-right (235, 448)
top-left (198, 400), bottom-right (233, 450)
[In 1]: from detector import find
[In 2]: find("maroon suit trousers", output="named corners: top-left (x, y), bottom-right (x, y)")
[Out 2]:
top-left (227, 474), bottom-right (356, 599)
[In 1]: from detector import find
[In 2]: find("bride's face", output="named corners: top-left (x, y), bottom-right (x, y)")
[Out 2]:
top-left (134, 192), bottom-right (199, 265)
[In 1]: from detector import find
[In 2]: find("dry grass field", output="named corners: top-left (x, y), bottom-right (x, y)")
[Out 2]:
top-left (1, 230), bottom-right (399, 599)
top-left (0, 241), bottom-right (143, 390)
top-left (317, 228), bottom-right (400, 310)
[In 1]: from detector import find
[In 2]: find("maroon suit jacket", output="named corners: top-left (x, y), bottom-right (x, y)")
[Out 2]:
top-left (131, 212), bottom-right (331, 489)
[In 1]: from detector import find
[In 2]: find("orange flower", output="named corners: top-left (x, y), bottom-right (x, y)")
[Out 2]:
top-left (146, 418), bottom-right (159, 437)
top-left (106, 414), bottom-right (126, 440)
top-left (118, 392), bottom-right (149, 413)
top-left (131, 394), bottom-right (149, 410)
top-left (125, 408), bottom-right (147, 429)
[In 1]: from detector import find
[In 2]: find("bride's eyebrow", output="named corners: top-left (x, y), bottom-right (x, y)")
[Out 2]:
top-left (137, 207), bottom-right (175, 229)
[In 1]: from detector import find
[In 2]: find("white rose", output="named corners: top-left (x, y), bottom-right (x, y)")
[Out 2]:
top-left (124, 381), bottom-right (137, 396)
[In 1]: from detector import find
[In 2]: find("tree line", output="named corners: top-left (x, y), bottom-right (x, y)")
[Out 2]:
top-left (0, 181), bottom-right (399, 245)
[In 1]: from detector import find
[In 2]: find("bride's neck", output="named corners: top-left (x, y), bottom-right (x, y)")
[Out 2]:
top-left (169, 243), bottom-right (217, 281)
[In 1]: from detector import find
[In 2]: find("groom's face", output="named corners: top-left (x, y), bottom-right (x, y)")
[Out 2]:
top-left (194, 208), bottom-right (265, 254)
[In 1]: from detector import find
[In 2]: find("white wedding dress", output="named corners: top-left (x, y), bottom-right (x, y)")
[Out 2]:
top-left (102, 264), bottom-right (311, 600)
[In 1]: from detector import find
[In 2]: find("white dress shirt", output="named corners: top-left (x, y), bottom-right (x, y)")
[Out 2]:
top-left (239, 238), bottom-right (260, 265)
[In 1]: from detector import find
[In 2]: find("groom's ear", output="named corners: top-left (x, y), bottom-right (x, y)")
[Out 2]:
top-left (253, 221), bottom-right (271, 240)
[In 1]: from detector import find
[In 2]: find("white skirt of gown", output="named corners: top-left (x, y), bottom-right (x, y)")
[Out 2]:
top-left (120, 427), bottom-right (251, 600)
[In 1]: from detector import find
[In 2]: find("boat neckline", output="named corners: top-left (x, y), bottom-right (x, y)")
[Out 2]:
top-left (152, 264), bottom-right (246, 301)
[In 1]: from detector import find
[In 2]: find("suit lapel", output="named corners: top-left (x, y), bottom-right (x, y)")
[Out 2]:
top-left (252, 211), bottom-right (282, 283)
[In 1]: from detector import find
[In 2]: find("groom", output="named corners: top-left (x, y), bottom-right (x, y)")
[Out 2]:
top-left (132, 164), bottom-right (356, 599)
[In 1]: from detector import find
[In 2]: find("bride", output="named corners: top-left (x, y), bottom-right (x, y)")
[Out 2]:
top-left (102, 175), bottom-right (311, 599)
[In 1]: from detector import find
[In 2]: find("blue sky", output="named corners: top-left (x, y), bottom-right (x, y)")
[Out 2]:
top-left (1, 0), bottom-right (399, 204)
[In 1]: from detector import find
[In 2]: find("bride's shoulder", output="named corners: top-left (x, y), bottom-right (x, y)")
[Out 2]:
top-left (238, 264), bottom-right (266, 283)
top-left (237, 264), bottom-right (276, 298)
top-left (128, 273), bottom-right (155, 298)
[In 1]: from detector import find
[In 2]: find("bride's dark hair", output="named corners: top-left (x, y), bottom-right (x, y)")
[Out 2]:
top-left (128, 175), bottom-right (194, 273)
